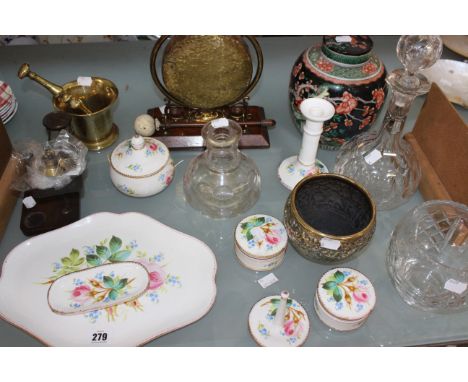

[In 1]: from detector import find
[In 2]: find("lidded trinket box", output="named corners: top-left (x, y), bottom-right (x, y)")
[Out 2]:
top-left (289, 36), bottom-right (387, 150)
top-left (315, 268), bottom-right (376, 331)
top-left (109, 135), bottom-right (174, 197)
top-left (235, 214), bottom-right (288, 271)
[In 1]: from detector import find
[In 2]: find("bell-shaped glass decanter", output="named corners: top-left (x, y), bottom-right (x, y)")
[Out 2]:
top-left (334, 35), bottom-right (443, 210)
top-left (183, 118), bottom-right (261, 218)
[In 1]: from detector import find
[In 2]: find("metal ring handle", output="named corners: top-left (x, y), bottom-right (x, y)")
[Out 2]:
top-left (149, 35), bottom-right (263, 108)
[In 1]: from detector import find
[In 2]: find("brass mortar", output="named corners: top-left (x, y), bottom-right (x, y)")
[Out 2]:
top-left (18, 63), bottom-right (119, 151)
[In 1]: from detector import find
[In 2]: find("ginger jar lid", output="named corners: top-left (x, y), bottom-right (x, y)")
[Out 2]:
top-left (317, 268), bottom-right (376, 321)
top-left (322, 35), bottom-right (374, 64)
top-left (110, 135), bottom-right (170, 177)
top-left (235, 214), bottom-right (288, 259)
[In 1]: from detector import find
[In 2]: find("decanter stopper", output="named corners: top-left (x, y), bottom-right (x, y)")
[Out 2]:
top-left (389, 35), bottom-right (443, 96)
top-left (278, 98), bottom-right (335, 190)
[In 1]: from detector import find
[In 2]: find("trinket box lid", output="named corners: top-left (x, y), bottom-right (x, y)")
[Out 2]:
top-left (110, 135), bottom-right (170, 177)
top-left (235, 214), bottom-right (288, 259)
top-left (248, 292), bottom-right (310, 347)
top-left (316, 268), bottom-right (376, 321)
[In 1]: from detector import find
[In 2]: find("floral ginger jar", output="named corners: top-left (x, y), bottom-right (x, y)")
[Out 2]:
top-left (289, 35), bottom-right (387, 150)
top-left (109, 135), bottom-right (174, 197)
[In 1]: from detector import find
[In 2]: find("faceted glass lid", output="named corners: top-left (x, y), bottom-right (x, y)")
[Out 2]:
top-left (110, 136), bottom-right (169, 177)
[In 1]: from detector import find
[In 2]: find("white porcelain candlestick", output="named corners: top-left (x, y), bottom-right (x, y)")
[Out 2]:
top-left (278, 98), bottom-right (335, 190)
top-left (248, 290), bottom-right (310, 347)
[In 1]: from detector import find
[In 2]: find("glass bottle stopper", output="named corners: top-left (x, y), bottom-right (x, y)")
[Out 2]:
top-left (278, 98), bottom-right (335, 190)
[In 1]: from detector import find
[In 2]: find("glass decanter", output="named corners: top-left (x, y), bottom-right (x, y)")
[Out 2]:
top-left (334, 35), bottom-right (443, 210)
top-left (183, 118), bottom-right (261, 218)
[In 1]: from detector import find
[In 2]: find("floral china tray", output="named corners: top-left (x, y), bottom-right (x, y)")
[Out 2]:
top-left (0, 212), bottom-right (217, 346)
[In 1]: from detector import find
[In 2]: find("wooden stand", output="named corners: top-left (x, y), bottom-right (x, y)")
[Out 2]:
top-left (405, 83), bottom-right (468, 204)
top-left (0, 120), bottom-right (19, 241)
top-left (147, 102), bottom-right (274, 150)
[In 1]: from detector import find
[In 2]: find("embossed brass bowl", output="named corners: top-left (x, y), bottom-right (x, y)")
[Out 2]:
top-left (150, 35), bottom-right (263, 110)
top-left (18, 63), bottom-right (118, 151)
top-left (284, 173), bottom-right (376, 263)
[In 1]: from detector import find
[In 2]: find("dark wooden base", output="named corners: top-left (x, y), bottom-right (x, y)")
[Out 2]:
top-left (147, 104), bottom-right (274, 150)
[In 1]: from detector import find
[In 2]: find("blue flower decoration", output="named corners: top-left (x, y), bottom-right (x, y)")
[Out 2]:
top-left (83, 246), bottom-right (95, 255)
top-left (85, 309), bottom-right (102, 323)
top-left (343, 271), bottom-right (351, 276)
top-left (356, 303), bottom-right (364, 312)
top-left (154, 253), bottom-right (164, 262)
top-left (94, 272), bottom-right (104, 280)
top-left (359, 279), bottom-right (368, 285)
top-left (148, 292), bottom-right (159, 302)
top-left (53, 262), bottom-right (62, 271)
top-left (73, 278), bottom-right (84, 286)
top-left (129, 240), bottom-right (138, 249)
top-left (336, 301), bottom-right (344, 310)
top-left (266, 313), bottom-right (274, 321)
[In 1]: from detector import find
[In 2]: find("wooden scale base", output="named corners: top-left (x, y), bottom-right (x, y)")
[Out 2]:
top-left (147, 100), bottom-right (275, 150)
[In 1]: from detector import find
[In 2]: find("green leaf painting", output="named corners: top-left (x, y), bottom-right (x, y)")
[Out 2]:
top-left (109, 236), bottom-right (122, 253)
top-left (240, 216), bottom-right (266, 242)
top-left (109, 250), bottom-right (131, 262)
top-left (103, 276), bottom-right (114, 288)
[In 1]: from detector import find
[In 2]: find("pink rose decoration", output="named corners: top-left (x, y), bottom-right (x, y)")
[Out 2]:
top-left (283, 319), bottom-right (295, 336)
top-left (165, 175), bottom-right (172, 186)
top-left (265, 233), bottom-right (280, 245)
top-left (149, 143), bottom-right (158, 151)
top-left (71, 285), bottom-right (91, 303)
top-left (136, 260), bottom-right (166, 290)
top-left (353, 288), bottom-right (369, 303)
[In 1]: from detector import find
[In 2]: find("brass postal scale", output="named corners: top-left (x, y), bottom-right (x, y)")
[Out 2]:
top-left (147, 35), bottom-right (275, 149)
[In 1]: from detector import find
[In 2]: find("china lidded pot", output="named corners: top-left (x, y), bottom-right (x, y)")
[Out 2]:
top-left (109, 135), bottom-right (174, 197)
top-left (289, 36), bottom-right (387, 150)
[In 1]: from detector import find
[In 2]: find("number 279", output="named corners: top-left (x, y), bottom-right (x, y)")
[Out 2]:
top-left (92, 333), bottom-right (107, 341)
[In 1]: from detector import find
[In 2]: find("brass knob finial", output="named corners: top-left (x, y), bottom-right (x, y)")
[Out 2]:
top-left (18, 63), bottom-right (31, 79)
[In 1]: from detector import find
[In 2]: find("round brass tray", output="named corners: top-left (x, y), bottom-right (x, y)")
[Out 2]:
top-left (150, 35), bottom-right (263, 109)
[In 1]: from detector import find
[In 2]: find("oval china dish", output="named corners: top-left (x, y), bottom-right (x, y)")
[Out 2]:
top-left (0, 212), bottom-right (217, 346)
top-left (48, 262), bottom-right (150, 315)
top-left (109, 135), bottom-right (174, 197)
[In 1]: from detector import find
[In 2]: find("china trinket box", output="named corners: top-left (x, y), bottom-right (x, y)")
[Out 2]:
top-left (315, 268), bottom-right (376, 331)
top-left (234, 214), bottom-right (288, 271)
top-left (249, 290), bottom-right (310, 347)
top-left (109, 135), bottom-right (174, 197)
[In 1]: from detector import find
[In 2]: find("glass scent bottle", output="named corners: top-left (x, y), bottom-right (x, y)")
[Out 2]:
top-left (334, 35), bottom-right (443, 210)
top-left (183, 118), bottom-right (261, 218)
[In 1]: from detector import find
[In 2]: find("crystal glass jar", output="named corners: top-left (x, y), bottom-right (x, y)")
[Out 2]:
top-left (334, 35), bottom-right (443, 210)
top-left (387, 200), bottom-right (468, 312)
top-left (183, 118), bottom-right (261, 218)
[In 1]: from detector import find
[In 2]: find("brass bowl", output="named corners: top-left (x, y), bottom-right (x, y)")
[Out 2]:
top-left (284, 173), bottom-right (376, 263)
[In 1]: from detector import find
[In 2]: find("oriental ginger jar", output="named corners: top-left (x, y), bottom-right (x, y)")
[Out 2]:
top-left (289, 35), bottom-right (387, 150)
